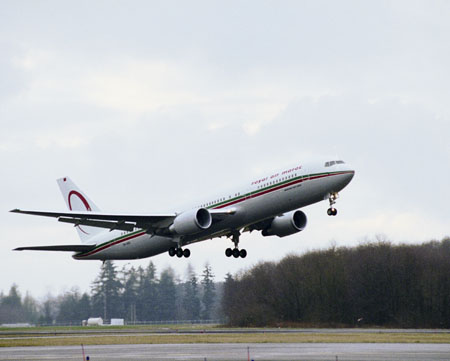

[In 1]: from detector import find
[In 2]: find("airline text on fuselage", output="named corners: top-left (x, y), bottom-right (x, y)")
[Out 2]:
top-left (251, 165), bottom-right (303, 185)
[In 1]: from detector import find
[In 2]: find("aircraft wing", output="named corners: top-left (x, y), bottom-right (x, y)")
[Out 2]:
top-left (10, 208), bottom-right (235, 233)
top-left (10, 209), bottom-right (177, 233)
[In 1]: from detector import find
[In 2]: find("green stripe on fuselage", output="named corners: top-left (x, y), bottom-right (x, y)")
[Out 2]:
top-left (77, 229), bottom-right (144, 256)
top-left (208, 170), bottom-right (340, 209)
top-left (77, 170), bottom-right (347, 256)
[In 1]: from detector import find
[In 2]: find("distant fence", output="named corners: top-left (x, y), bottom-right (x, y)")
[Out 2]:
top-left (33, 319), bottom-right (225, 327)
top-left (125, 319), bottom-right (224, 326)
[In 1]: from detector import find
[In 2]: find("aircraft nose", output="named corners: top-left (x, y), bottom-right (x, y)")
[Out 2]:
top-left (336, 162), bottom-right (355, 186)
top-left (344, 168), bottom-right (355, 184)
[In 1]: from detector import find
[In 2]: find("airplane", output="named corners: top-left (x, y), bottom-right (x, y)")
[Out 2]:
top-left (11, 159), bottom-right (354, 260)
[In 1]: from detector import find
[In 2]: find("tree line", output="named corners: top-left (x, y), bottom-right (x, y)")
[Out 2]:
top-left (0, 262), bottom-right (220, 325)
top-left (2, 238), bottom-right (449, 327)
top-left (222, 238), bottom-right (450, 328)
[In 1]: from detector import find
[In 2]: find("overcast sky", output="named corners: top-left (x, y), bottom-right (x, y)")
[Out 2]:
top-left (1, 1), bottom-right (449, 298)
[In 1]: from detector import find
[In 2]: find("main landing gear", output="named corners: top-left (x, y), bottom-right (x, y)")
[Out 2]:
top-left (225, 231), bottom-right (247, 258)
top-left (168, 247), bottom-right (190, 258)
top-left (327, 192), bottom-right (339, 216)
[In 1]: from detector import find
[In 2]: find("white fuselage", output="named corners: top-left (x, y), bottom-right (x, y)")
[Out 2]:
top-left (73, 160), bottom-right (354, 260)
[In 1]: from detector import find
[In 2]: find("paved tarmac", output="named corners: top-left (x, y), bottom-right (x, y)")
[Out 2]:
top-left (1, 343), bottom-right (450, 361)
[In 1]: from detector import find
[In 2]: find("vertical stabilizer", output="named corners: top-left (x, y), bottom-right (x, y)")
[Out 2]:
top-left (57, 177), bottom-right (103, 243)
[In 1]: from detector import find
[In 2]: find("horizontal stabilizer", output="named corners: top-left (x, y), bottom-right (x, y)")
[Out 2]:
top-left (14, 245), bottom-right (96, 252)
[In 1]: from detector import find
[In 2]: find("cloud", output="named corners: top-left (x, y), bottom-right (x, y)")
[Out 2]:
top-left (332, 209), bottom-right (449, 244)
top-left (1, 1), bottom-right (449, 297)
top-left (82, 60), bottom-right (206, 113)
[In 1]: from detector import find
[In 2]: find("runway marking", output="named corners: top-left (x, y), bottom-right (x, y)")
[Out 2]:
top-left (1, 343), bottom-right (450, 361)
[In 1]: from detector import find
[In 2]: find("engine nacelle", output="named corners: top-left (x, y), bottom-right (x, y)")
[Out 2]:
top-left (262, 210), bottom-right (307, 238)
top-left (169, 208), bottom-right (212, 235)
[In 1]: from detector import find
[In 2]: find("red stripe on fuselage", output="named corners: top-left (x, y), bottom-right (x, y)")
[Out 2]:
top-left (215, 171), bottom-right (351, 209)
top-left (76, 231), bottom-right (147, 258)
top-left (76, 171), bottom-right (352, 258)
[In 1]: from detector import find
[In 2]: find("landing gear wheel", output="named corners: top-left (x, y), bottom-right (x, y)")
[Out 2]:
top-left (176, 248), bottom-right (183, 258)
top-left (168, 247), bottom-right (176, 257)
top-left (183, 249), bottom-right (191, 258)
top-left (226, 231), bottom-right (247, 258)
top-left (327, 207), bottom-right (337, 216)
top-left (327, 192), bottom-right (339, 216)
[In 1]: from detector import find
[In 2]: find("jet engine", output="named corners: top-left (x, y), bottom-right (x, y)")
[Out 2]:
top-left (169, 208), bottom-right (212, 235)
top-left (262, 210), bottom-right (307, 237)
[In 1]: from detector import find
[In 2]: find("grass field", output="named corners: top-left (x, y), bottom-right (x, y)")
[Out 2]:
top-left (1, 325), bottom-right (449, 347)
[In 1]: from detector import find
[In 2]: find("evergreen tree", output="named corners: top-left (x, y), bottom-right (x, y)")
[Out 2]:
top-left (56, 289), bottom-right (80, 324)
top-left (121, 266), bottom-right (138, 323)
top-left (157, 267), bottom-right (177, 321)
top-left (0, 284), bottom-right (24, 323)
top-left (136, 262), bottom-right (159, 321)
top-left (91, 261), bottom-right (122, 320)
top-left (221, 273), bottom-right (235, 321)
top-left (55, 289), bottom-right (91, 325)
top-left (183, 264), bottom-right (201, 320)
top-left (38, 296), bottom-right (56, 325)
top-left (201, 263), bottom-right (216, 320)
top-left (2, 284), bottom-right (21, 307)
top-left (22, 292), bottom-right (39, 324)
top-left (78, 293), bottom-right (91, 321)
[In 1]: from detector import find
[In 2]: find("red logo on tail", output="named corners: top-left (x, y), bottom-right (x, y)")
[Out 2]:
top-left (68, 191), bottom-right (91, 235)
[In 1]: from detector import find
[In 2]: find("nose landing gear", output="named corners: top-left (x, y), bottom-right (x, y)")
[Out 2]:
top-left (327, 192), bottom-right (339, 216)
top-left (225, 231), bottom-right (247, 258)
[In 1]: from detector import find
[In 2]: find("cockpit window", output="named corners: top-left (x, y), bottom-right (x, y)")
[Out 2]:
top-left (325, 160), bottom-right (345, 167)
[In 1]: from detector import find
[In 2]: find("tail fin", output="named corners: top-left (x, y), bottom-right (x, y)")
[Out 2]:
top-left (57, 177), bottom-right (103, 243)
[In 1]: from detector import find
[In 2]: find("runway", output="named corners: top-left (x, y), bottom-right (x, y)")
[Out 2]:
top-left (1, 343), bottom-right (450, 361)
